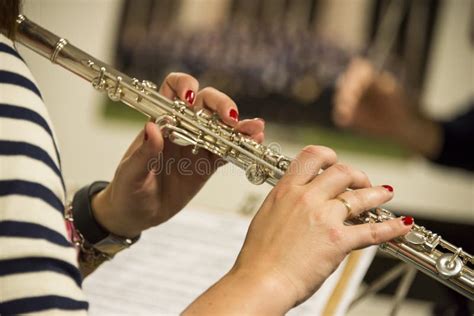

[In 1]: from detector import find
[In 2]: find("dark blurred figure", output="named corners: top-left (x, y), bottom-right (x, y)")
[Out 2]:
top-left (333, 57), bottom-right (473, 172)
top-left (333, 25), bottom-right (473, 316)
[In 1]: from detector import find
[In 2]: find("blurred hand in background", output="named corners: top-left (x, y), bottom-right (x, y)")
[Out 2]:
top-left (333, 58), bottom-right (443, 160)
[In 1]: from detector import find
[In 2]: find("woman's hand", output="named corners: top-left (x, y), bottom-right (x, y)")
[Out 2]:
top-left (333, 58), bottom-right (414, 136)
top-left (333, 57), bottom-right (442, 158)
top-left (184, 145), bottom-right (412, 315)
top-left (92, 73), bottom-right (265, 238)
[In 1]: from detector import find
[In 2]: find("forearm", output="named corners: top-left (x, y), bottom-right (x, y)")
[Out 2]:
top-left (183, 268), bottom-right (296, 316)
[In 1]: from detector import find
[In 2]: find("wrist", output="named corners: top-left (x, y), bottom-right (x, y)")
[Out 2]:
top-left (223, 265), bottom-right (298, 314)
top-left (91, 187), bottom-right (142, 239)
top-left (185, 266), bottom-right (296, 315)
top-left (185, 262), bottom-right (299, 315)
top-left (71, 182), bottom-right (140, 258)
top-left (64, 205), bottom-right (110, 278)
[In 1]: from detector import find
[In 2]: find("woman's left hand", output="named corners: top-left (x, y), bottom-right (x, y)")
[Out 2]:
top-left (91, 73), bottom-right (265, 238)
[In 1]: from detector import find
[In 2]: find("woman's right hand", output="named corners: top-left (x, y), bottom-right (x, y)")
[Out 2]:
top-left (184, 145), bottom-right (413, 315)
top-left (333, 58), bottom-right (414, 138)
top-left (333, 58), bottom-right (443, 159)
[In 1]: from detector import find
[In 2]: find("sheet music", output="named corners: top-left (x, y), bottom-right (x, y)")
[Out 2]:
top-left (83, 207), bottom-right (374, 315)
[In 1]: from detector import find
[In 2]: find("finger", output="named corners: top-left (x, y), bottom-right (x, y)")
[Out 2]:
top-left (336, 58), bottom-right (374, 105)
top-left (195, 87), bottom-right (239, 126)
top-left (327, 185), bottom-right (394, 221)
top-left (251, 132), bottom-right (265, 144)
top-left (333, 58), bottom-right (375, 126)
top-left (332, 102), bottom-right (357, 127)
top-left (280, 145), bottom-right (337, 186)
top-left (343, 217), bottom-right (413, 251)
top-left (235, 118), bottom-right (265, 136)
top-left (122, 122), bottom-right (164, 181)
top-left (308, 163), bottom-right (371, 200)
top-left (158, 72), bottom-right (199, 106)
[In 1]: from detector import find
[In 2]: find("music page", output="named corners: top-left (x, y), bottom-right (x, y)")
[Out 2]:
top-left (83, 207), bottom-right (374, 315)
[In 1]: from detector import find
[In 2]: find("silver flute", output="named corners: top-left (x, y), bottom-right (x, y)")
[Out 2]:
top-left (15, 15), bottom-right (473, 300)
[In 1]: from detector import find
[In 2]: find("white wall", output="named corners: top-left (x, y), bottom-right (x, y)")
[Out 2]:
top-left (20, 0), bottom-right (473, 222)
top-left (21, 0), bottom-right (130, 185)
top-left (423, 0), bottom-right (474, 118)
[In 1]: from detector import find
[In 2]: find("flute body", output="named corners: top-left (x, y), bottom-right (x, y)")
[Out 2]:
top-left (14, 15), bottom-right (473, 300)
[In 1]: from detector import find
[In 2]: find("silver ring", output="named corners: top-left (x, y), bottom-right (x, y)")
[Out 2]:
top-left (336, 196), bottom-right (352, 218)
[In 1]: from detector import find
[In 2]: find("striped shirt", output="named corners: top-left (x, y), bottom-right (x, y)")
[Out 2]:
top-left (0, 34), bottom-right (88, 314)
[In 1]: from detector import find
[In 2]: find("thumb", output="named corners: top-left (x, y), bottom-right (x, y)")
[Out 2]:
top-left (123, 122), bottom-right (165, 182)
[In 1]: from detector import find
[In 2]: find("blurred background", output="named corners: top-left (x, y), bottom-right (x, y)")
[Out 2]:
top-left (20, 0), bottom-right (473, 315)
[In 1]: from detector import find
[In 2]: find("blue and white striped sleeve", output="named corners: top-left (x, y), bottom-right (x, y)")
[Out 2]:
top-left (0, 34), bottom-right (88, 315)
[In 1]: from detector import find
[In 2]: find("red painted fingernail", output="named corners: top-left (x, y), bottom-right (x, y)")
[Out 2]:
top-left (144, 130), bottom-right (148, 141)
top-left (382, 185), bottom-right (393, 192)
top-left (402, 216), bottom-right (414, 226)
top-left (229, 109), bottom-right (239, 121)
top-left (185, 90), bottom-right (195, 105)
